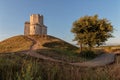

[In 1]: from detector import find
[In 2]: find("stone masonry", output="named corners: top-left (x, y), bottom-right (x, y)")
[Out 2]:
top-left (24, 14), bottom-right (47, 35)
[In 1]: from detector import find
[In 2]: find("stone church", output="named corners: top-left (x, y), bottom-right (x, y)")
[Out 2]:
top-left (24, 14), bottom-right (47, 35)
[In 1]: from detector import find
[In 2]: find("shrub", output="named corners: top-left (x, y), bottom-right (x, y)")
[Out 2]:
top-left (79, 50), bottom-right (97, 59)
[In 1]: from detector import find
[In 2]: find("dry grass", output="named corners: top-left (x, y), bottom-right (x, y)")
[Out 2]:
top-left (0, 35), bottom-right (120, 80)
top-left (27, 35), bottom-right (89, 62)
top-left (0, 52), bottom-right (119, 80)
top-left (97, 46), bottom-right (120, 53)
top-left (0, 35), bottom-right (32, 53)
top-left (0, 35), bottom-right (101, 62)
top-left (27, 35), bottom-right (78, 50)
top-left (36, 49), bottom-right (87, 63)
top-left (0, 35), bottom-right (81, 62)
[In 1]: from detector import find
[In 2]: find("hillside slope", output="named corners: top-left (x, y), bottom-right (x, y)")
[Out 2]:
top-left (28, 35), bottom-right (78, 50)
top-left (0, 35), bottom-right (78, 53)
top-left (0, 35), bottom-right (32, 53)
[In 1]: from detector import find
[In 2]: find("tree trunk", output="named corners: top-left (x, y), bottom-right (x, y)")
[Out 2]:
top-left (80, 43), bottom-right (82, 53)
top-left (88, 45), bottom-right (92, 51)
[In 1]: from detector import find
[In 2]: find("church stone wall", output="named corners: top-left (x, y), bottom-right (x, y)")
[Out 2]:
top-left (24, 22), bottom-right (30, 35)
top-left (30, 14), bottom-right (38, 24)
top-left (35, 24), bottom-right (41, 34)
top-left (24, 14), bottom-right (47, 35)
top-left (39, 15), bottom-right (43, 25)
top-left (29, 24), bottom-right (35, 35)
top-left (30, 14), bottom-right (43, 25)
top-left (42, 26), bottom-right (47, 34)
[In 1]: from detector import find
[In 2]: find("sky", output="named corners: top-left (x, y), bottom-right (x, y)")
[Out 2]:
top-left (0, 0), bottom-right (120, 45)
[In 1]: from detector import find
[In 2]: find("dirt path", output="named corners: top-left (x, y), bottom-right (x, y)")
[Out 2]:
top-left (25, 36), bottom-right (63, 63)
top-left (70, 53), bottom-right (115, 67)
top-left (25, 36), bottom-right (116, 67)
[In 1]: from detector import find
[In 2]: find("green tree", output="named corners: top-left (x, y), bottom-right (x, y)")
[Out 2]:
top-left (71, 15), bottom-right (113, 52)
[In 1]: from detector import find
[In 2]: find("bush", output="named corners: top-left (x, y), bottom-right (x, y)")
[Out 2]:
top-left (79, 50), bottom-right (97, 59)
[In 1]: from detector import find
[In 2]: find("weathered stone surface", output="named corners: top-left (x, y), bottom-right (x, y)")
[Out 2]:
top-left (24, 14), bottom-right (47, 35)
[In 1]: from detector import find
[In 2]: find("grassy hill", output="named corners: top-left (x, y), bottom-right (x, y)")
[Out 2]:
top-left (0, 35), bottom-right (78, 53)
top-left (0, 35), bottom-right (32, 53)
top-left (0, 35), bottom-right (120, 80)
top-left (28, 35), bottom-right (78, 50)
top-left (0, 35), bottom-right (84, 62)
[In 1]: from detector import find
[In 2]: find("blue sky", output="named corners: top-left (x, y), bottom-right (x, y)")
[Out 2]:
top-left (0, 0), bottom-right (120, 45)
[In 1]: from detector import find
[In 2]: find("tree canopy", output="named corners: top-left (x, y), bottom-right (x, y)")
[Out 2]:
top-left (71, 14), bottom-right (113, 51)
